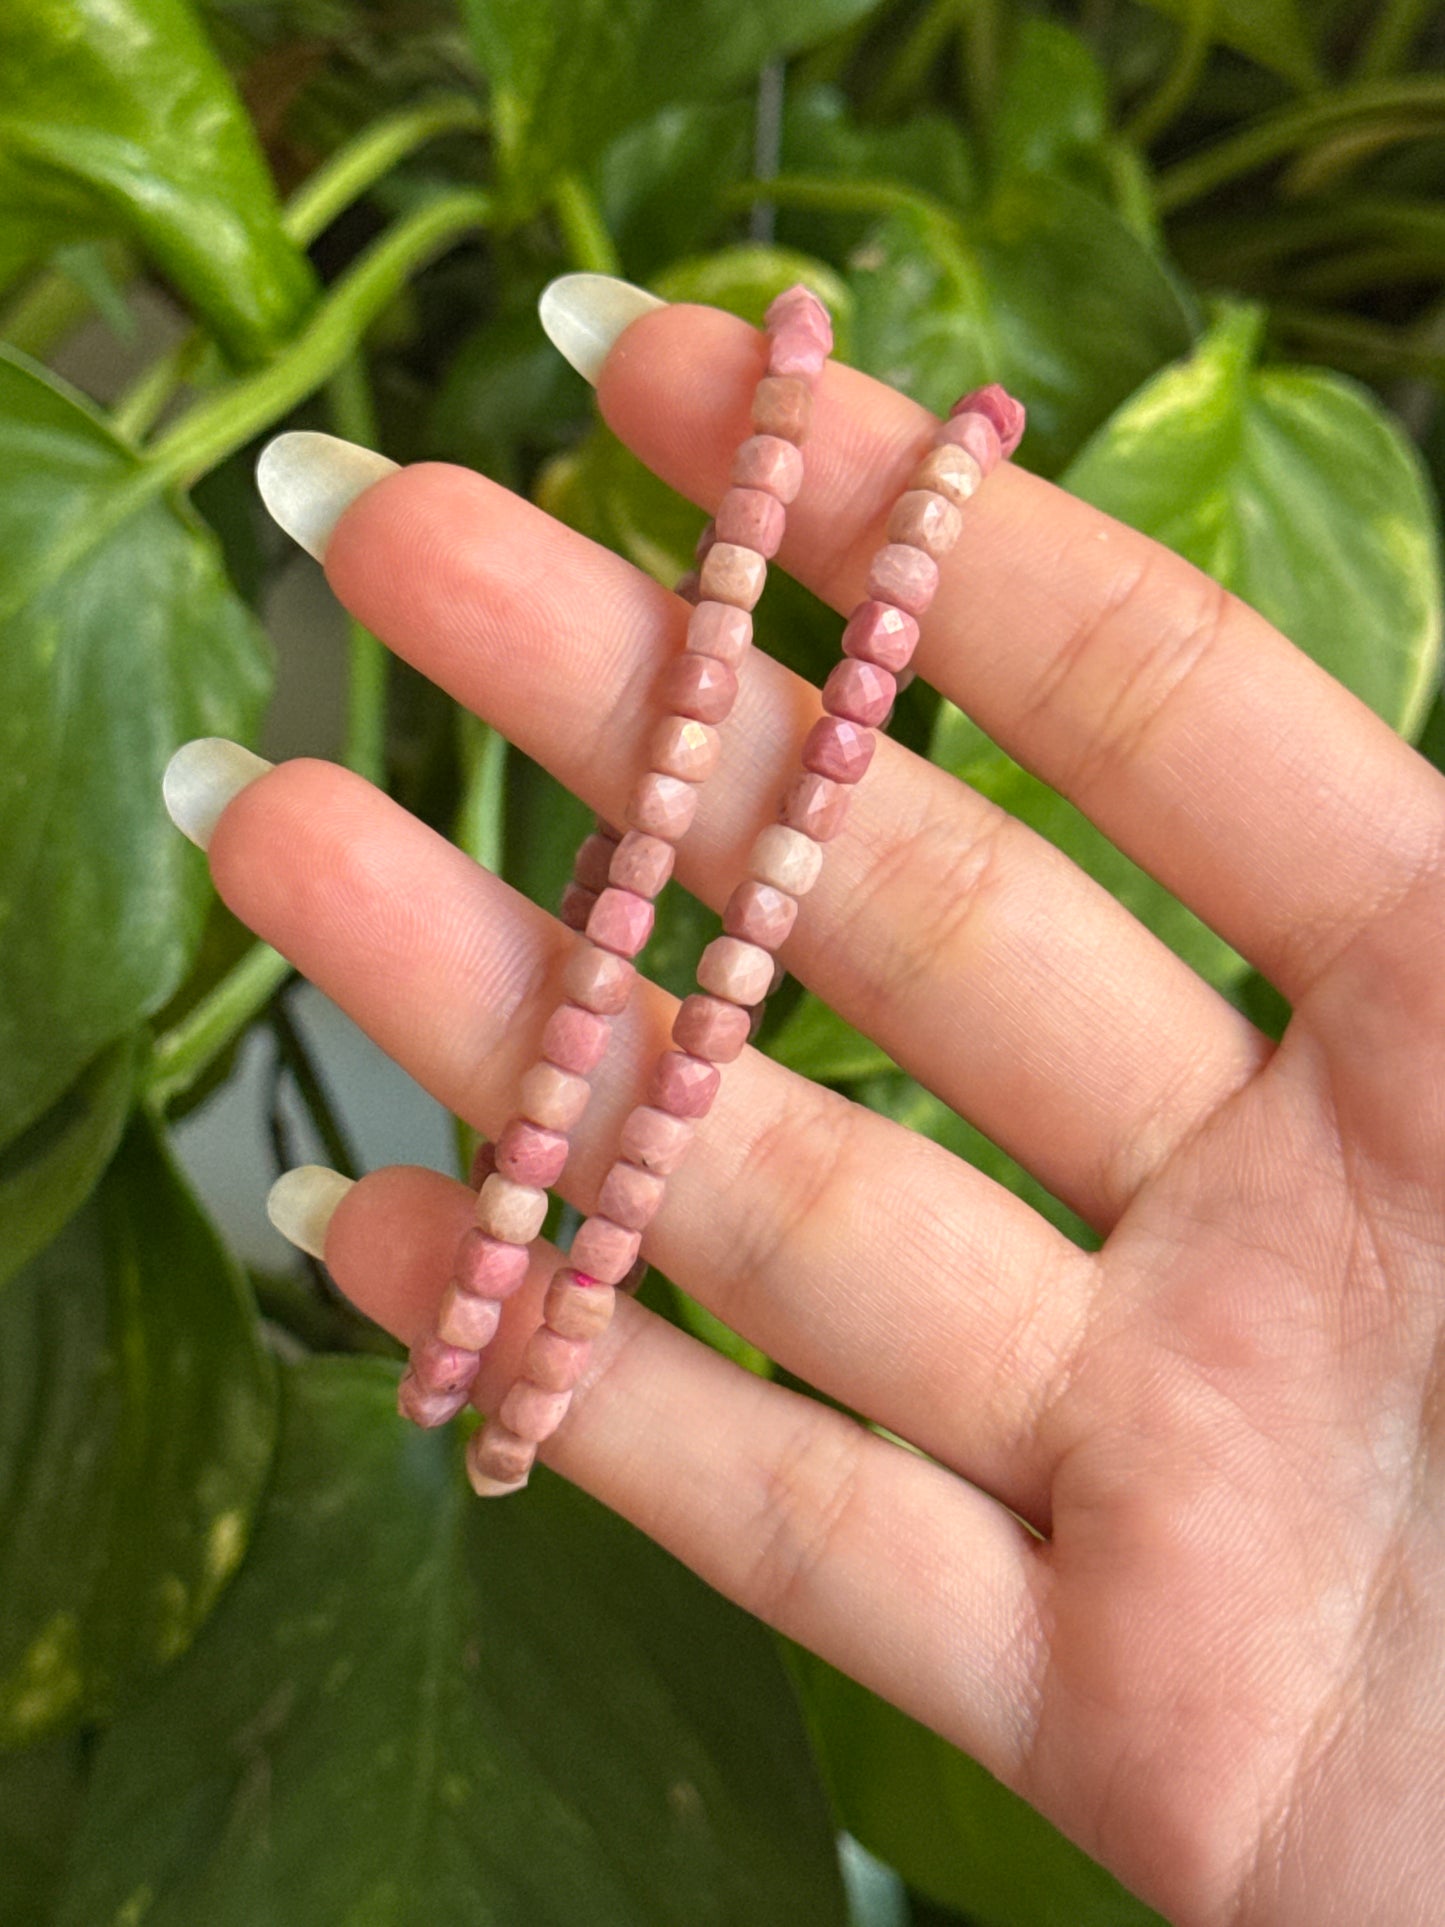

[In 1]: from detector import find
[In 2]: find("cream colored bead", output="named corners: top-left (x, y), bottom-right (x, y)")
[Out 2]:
top-left (697, 935), bottom-right (774, 1007)
top-left (910, 442), bottom-right (983, 507)
top-left (887, 489), bottom-right (963, 560)
top-left (518, 1061), bottom-right (591, 1130)
top-left (747, 823), bottom-right (824, 895)
top-left (475, 1173), bottom-right (548, 1243)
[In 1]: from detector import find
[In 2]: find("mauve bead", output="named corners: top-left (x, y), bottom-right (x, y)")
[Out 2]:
top-left (476, 1173), bottom-right (548, 1243)
top-left (673, 569), bottom-right (701, 604)
top-left (495, 1117), bottom-right (570, 1189)
top-left (466, 1420), bottom-right (533, 1494)
top-left (672, 992), bottom-right (752, 1063)
top-left (748, 823), bottom-right (824, 895)
top-left (951, 382), bottom-right (1026, 456)
top-left (412, 1336), bottom-right (481, 1398)
top-left (887, 489), bottom-right (962, 561)
top-left (559, 881), bottom-right (596, 931)
top-left (842, 600), bottom-right (919, 672)
top-left (650, 1050), bottom-right (721, 1119)
top-left (587, 886), bottom-right (654, 958)
top-left (698, 935), bottom-right (774, 1006)
top-left (867, 543), bottom-right (939, 616)
top-left (751, 374), bottom-right (813, 444)
top-left (658, 653), bottom-right (737, 724)
top-left (521, 1325), bottom-right (590, 1392)
top-left (938, 409), bottom-right (1001, 475)
top-left (781, 770), bottom-right (849, 841)
top-left (518, 1060), bottom-right (591, 1131)
top-left (398, 1373), bottom-right (468, 1429)
top-left (628, 771), bottom-right (698, 841)
top-left (619, 1253), bottom-right (649, 1295)
top-left (609, 829), bottom-right (676, 899)
top-left (499, 1380), bottom-right (573, 1443)
top-left (541, 1001), bottom-right (611, 1075)
top-left (453, 1228), bottom-right (530, 1299)
top-left (468, 1138), bottom-right (496, 1190)
top-left (803, 715), bottom-right (875, 785)
top-left (570, 1215), bottom-right (642, 1284)
top-left (768, 324), bottom-right (828, 380)
top-left (699, 541), bottom-right (766, 611)
top-left (597, 1159), bottom-right (667, 1231)
top-left (436, 1282), bottom-right (502, 1351)
top-left (544, 1268), bottom-right (616, 1340)
top-left (619, 1104), bottom-right (695, 1174)
top-left (715, 487), bottom-right (786, 558)
top-left (563, 940), bottom-right (633, 1015)
top-left (732, 434), bottom-right (803, 503)
top-left (766, 283), bottom-right (833, 345)
top-left (824, 658), bottom-right (895, 727)
top-left (686, 599), bottom-right (753, 667)
top-left (651, 714), bottom-right (720, 783)
top-left (912, 442), bottom-right (983, 507)
top-left (574, 830), bottom-right (616, 893)
top-left (694, 519), bottom-right (716, 563)
top-left (723, 879), bottom-right (797, 949)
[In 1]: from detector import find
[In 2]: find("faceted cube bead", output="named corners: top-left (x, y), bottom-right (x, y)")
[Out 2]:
top-left (468, 1138), bottom-right (497, 1189)
top-left (748, 823), bottom-right (823, 895)
top-left (619, 1104), bottom-right (695, 1175)
top-left (453, 1227), bottom-right (530, 1299)
top-left (803, 716), bottom-right (875, 785)
top-left (887, 489), bottom-right (962, 561)
top-left (649, 1050), bottom-right (721, 1119)
top-left (824, 657), bottom-right (896, 727)
top-left (398, 1372), bottom-right (469, 1429)
top-left (751, 375), bottom-right (813, 444)
top-left (781, 771), bottom-right (849, 842)
top-left (518, 1060), bottom-right (591, 1131)
top-left (541, 1001), bottom-right (611, 1076)
top-left (937, 409), bottom-right (1001, 476)
top-left (597, 1159), bottom-right (667, 1231)
top-left (723, 879), bottom-right (797, 950)
top-left (658, 653), bottom-right (737, 724)
top-left (911, 442), bottom-right (983, 508)
top-left (698, 935), bottom-right (774, 1006)
top-left (609, 829), bottom-right (676, 899)
top-left (495, 1117), bottom-right (569, 1189)
top-left (574, 830), bottom-right (616, 893)
top-left (715, 487), bottom-right (786, 559)
top-left (768, 327), bottom-right (827, 380)
top-left (498, 1380), bottom-right (573, 1443)
top-left (436, 1281), bottom-right (502, 1351)
top-left (651, 715), bottom-right (720, 784)
top-left (672, 992), bottom-right (751, 1064)
top-left (466, 1420), bottom-right (533, 1496)
top-left (731, 434), bottom-right (804, 503)
top-left (570, 1215), bottom-right (642, 1284)
top-left (686, 599), bottom-right (752, 667)
top-left (412, 1335), bottom-right (482, 1397)
top-left (866, 543), bottom-right (939, 616)
top-left (842, 600), bottom-right (919, 673)
top-left (521, 1325), bottom-right (590, 1392)
top-left (544, 1268), bottom-right (616, 1340)
top-left (950, 382), bottom-right (1026, 456)
top-left (587, 886), bottom-right (655, 958)
top-left (563, 939), bottom-right (634, 1015)
top-left (628, 771), bottom-right (699, 841)
top-left (765, 283), bottom-right (833, 348)
top-left (476, 1173), bottom-right (548, 1243)
top-left (559, 881), bottom-right (596, 931)
top-left (699, 542), bottom-right (766, 611)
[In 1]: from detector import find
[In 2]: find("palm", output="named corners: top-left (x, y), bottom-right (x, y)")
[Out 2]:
top-left (209, 300), bottom-right (1445, 1925)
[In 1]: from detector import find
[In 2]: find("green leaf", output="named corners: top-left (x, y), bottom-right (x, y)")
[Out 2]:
top-left (848, 184), bottom-right (1197, 477)
top-left (0, 0), bottom-right (315, 362)
top-left (0, 1115), bottom-right (276, 1749)
top-left (1130, 0), bottom-right (1321, 90)
top-left (769, 994), bottom-right (895, 1086)
top-left (1063, 301), bottom-right (1442, 736)
top-left (0, 1033), bottom-right (138, 1294)
top-left (0, 1731), bottom-right (88, 1923)
top-left (991, 20), bottom-right (1109, 186)
top-left (0, 350), bottom-right (272, 1143)
top-left (790, 1651), bottom-right (1164, 1927)
top-left (462, 0), bottom-right (881, 205)
top-left (595, 99), bottom-right (755, 278)
top-left (656, 245), bottom-right (852, 347)
top-left (57, 1356), bottom-right (848, 1926)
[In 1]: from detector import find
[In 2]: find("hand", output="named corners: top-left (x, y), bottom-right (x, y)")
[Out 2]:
top-left (195, 295), bottom-right (1445, 1926)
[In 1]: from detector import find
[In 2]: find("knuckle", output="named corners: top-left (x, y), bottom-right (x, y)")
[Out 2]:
top-left (742, 1414), bottom-right (867, 1630)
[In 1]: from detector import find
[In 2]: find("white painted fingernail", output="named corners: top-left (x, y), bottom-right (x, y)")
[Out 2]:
top-left (267, 1165), bottom-right (354, 1261)
top-left (538, 273), bottom-right (667, 385)
top-left (162, 738), bottom-right (273, 850)
top-left (256, 431), bottom-right (399, 562)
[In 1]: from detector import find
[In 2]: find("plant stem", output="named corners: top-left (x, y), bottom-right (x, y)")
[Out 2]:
top-left (552, 174), bottom-right (620, 275)
top-left (455, 711), bottom-right (507, 873)
top-left (327, 353), bottom-right (388, 788)
top-left (958, 0), bottom-right (999, 142)
top-left (1355, 0), bottom-right (1436, 78)
top-left (144, 941), bottom-right (293, 1111)
top-left (749, 60), bottom-right (786, 245)
top-left (283, 96), bottom-right (489, 247)
top-left (1125, 0), bottom-right (1218, 149)
top-left (868, 0), bottom-right (961, 121)
top-left (1270, 301), bottom-right (1445, 383)
top-left (723, 172), bottom-right (959, 236)
top-left (270, 996), bottom-right (361, 1181)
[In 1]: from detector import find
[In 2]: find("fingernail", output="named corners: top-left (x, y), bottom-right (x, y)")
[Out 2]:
top-left (256, 431), bottom-right (399, 562)
top-left (538, 273), bottom-right (667, 386)
top-left (162, 738), bottom-right (273, 850)
top-left (267, 1165), bottom-right (354, 1261)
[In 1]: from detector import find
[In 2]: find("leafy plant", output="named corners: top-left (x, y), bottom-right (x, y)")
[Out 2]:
top-left (2, 0), bottom-right (1443, 1920)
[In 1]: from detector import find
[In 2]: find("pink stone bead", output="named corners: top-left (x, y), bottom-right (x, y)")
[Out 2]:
top-left (950, 382), bottom-right (1026, 457)
top-left (912, 442), bottom-right (983, 507)
top-left (411, 1335), bottom-right (482, 1397)
top-left (842, 600), bottom-right (920, 673)
top-left (521, 1325), bottom-right (590, 1393)
top-left (650, 714), bottom-right (720, 783)
top-left (607, 829), bottom-right (674, 899)
top-left (699, 542), bottom-right (766, 611)
top-left (650, 1050), bottom-right (721, 1119)
top-left (436, 1281), bottom-right (503, 1351)
top-left (824, 657), bottom-right (896, 727)
top-left (748, 823), bottom-right (824, 895)
top-left (715, 487), bottom-right (786, 559)
top-left (766, 283), bottom-right (833, 346)
top-left (467, 1138), bottom-right (496, 1190)
top-left (586, 886), bottom-right (654, 958)
top-left (938, 409), bottom-right (1001, 476)
top-left (544, 1268), bottom-right (616, 1340)
top-left (673, 569), bottom-right (700, 604)
top-left (475, 1173), bottom-right (548, 1243)
top-left (732, 434), bottom-right (803, 503)
top-left (781, 771), bottom-right (849, 841)
top-left (867, 544), bottom-right (939, 616)
top-left (768, 327), bottom-right (827, 380)
top-left (698, 935), bottom-right (775, 1006)
top-left (686, 599), bottom-right (752, 668)
top-left (495, 1117), bottom-right (570, 1188)
top-left (803, 715), bottom-right (876, 785)
top-left (453, 1227), bottom-right (530, 1299)
top-left (887, 489), bottom-right (962, 560)
top-left (658, 653), bottom-right (737, 724)
top-left (398, 1372), bottom-right (469, 1429)
top-left (559, 881), bottom-right (596, 932)
top-left (627, 770), bottom-right (699, 841)
top-left (498, 1380), bottom-right (573, 1444)
top-left (597, 1159), bottom-right (667, 1231)
top-left (672, 992), bottom-right (751, 1063)
top-left (570, 1215), bottom-right (642, 1284)
top-left (466, 1420), bottom-right (533, 1494)
top-left (518, 1060), bottom-right (591, 1131)
top-left (541, 1001), bottom-right (611, 1075)
top-left (574, 830), bottom-right (616, 893)
top-left (751, 375), bottom-right (813, 444)
top-left (723, 879), bottom-right (797, 950)
top-left (563, 940), bottom-right (634, 1016)
top-left (619, 1104), bottom-right (695, 1175)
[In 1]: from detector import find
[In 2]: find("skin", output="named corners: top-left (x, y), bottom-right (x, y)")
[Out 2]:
top-left (207, 304), bottom-right (1445, 1924)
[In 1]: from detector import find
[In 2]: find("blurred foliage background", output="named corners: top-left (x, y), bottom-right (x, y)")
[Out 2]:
top-left (1, 0), bottom-right (1443, 1920)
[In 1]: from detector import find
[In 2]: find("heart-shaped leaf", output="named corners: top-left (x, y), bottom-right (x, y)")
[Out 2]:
top-left (56, 1356), bottom-right (847, 1926)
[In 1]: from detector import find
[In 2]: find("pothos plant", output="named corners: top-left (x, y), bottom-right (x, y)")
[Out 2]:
top-left (1, 0), bottom-right (1442, 1920)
